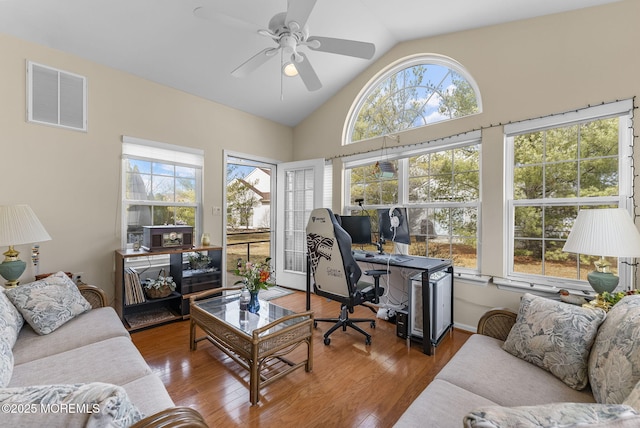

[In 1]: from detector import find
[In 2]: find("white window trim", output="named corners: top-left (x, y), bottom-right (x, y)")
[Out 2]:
top-left (121, 136), bottom-right (204, 249)
top-left (503, 100), bottom-right (635, 292)
top-left (343, 131), bottom-right (482, 274)
top-left (343, 54), bottom-right (482, 146)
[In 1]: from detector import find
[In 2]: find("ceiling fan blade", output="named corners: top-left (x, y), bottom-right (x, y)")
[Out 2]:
top-left (231, 48), bottom-right (279, 78)
top-left (285, 0), bottom-right (317, 30)
top-left (307, 36), bottom-right (375, 60)
top-left (295, 53), bottom-right (322, 91)
top-left (193, 6), bottom-right (257, 31)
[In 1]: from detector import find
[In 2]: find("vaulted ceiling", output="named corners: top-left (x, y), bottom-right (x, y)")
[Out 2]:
top-left (0, 0), bottom-right (621, 126)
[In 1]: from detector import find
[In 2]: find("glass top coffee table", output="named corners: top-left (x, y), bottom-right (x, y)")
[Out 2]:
top-left (189, 287), bottom-right (314, 405)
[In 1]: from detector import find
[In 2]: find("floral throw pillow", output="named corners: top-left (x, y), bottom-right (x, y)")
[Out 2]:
top-left (5, 271), bottom-right (92, 335)
top-left (464, 403), bottom-right (640, 428)
top-left (589, 295), bottom-right (640, 404)
top-left (0, 338), bottom-right (14, 388)
top-left (0, 382), bottom-right (144, 427)
top-left (503, 293), bottom-right (606, 390)
top-left (0, 289), bottom-right (23, 347)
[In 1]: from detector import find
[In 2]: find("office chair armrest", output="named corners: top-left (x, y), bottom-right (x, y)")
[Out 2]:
top-left (363, 270), bottom-right (387, 304)
top-left (364, 269), bottom-right (388, 277)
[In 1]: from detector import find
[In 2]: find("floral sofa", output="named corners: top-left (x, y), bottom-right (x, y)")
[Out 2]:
top-left (394, 293), bottom-right (640, 427)
top-left (0, 271), bottom-right (207, 427)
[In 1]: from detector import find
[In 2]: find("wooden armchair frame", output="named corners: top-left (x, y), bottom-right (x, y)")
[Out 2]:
top-left (476, 308), bottom-right (517, 341)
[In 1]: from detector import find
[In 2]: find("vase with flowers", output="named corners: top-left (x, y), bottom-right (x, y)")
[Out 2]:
top-left (234, 257), bottom-right (272, 313)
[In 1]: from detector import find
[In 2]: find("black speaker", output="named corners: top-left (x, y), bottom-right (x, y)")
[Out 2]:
top-left (396, 309), bottom-right (409, 339)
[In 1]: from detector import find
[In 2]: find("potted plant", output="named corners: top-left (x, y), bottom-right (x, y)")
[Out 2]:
top-left (143, 269), bottom-right (176, 299)
top-left (188, 252), bottom-right (212, 270)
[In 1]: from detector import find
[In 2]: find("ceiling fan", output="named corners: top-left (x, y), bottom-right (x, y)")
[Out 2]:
top-left (195, 0), bottom-right (375, 91)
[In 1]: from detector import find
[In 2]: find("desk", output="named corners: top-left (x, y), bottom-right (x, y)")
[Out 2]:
top-left (306, 251), bottom-right (453, 355)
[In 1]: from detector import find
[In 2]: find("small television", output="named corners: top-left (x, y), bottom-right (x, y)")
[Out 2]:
top-left (339, 215), bottom-right (372, 245)
top-left (378, 207), bottom-right (411, 245)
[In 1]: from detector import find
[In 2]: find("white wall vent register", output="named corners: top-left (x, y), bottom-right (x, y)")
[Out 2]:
top-left (27, 61), bottom-right (87, 131)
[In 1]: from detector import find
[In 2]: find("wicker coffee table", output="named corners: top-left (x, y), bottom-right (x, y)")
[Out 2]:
top-left (189, 288), bottom-right (313, 405)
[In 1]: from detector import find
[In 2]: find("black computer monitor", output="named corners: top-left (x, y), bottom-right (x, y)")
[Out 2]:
top-left (378, 207), bottom-right (411, 245)
top-left (339, 215), bottom-right (372, 245)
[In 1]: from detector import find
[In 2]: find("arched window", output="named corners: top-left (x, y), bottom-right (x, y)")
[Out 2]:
top-left (345, 54), bottom-right (482, 144)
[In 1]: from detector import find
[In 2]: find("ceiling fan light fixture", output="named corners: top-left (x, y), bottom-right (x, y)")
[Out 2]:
top-left (282, 62), bottom-right (298, 77)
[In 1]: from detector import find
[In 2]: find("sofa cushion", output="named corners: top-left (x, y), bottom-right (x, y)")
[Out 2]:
top-left (624, 380), bottom-right (640, 412)
top-left (121, 374), bottom-right (175, 417)
top-left (6, 271), bottom-right (91, 335)
top-left (393, 379), bottom-right (498, 428)
top-left (0, 339), bottom-right (14, 388)
top-left (590, 295), bottom-right (640, 404)
top-left (503, 293), bottom-right (606, 390)
top-left (13, 306), bottom-right (130, 365)
top-left (437, 334), bottom-right (595, 406)
top-left (0, 289), bottom-right (23, 348)
top-left (0, 382), bottom-right (144, 428)
top-left (10, 336), bottom-right (152, 388)
top-left (464, 402), bottom-right (640, 428)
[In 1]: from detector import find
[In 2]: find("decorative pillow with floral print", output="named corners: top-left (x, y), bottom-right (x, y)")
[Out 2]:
top-left (0, 289), bottom-right (23, 347)
top-left (590, 295), bottom-right (640, 404)
top-left (503, 293), bottom-right (606, 390)
top-left (6, 271), bottom-right (91, 335)
top-left (464, 403), bottom-right (640, 428)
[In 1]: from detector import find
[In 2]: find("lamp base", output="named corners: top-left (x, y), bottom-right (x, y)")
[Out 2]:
top-left (587, 270), bottom-right (619, 294)
top-left (0, 259), bottom-right (26, 288)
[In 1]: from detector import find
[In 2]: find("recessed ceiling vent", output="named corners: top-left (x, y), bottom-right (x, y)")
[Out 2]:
top-left (27, 61), bottom-right (87, 131)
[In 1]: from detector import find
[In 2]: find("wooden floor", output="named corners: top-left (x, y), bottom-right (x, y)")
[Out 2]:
top-left (131, 290), bottom-right (471, 427)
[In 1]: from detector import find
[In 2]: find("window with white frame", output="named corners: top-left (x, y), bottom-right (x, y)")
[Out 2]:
top-left (344, 132), bottom-right (481, 271)
top-left (504, 100), bottom-right (634, 292)
top-left (344, 54), bottom-right (481, 145)
top-left (121, 136), bottom-right (203, 248)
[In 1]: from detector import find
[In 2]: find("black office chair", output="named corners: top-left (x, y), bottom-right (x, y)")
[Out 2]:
top-left (306, 208), bottom-right (386, 345)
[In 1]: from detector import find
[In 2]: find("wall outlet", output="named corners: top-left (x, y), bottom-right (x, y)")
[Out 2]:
top-left (72, 272), bottom-right (84, 284)
top-left (212, 206), bottom-right (222, 216)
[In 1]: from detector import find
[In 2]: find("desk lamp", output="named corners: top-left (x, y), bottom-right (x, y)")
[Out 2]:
top-left (562, 208), bottom-right (640, 294)
top-left (0, 205), bottom-right (51, 287)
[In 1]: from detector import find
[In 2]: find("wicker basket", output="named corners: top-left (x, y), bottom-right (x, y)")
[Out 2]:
top-left (145, 284), bottom-right (172, 299)
top-left (144, 269), bottom-right (174, 299)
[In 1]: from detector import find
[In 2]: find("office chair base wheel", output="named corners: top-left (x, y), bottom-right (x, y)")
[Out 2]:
top-left (365, 337), bottom-right (371, 345)
top-left (324, 337), bottom-right (331, 345)
top-left (314, 321), bottom-right (318, 328)
top-left (370, 321), bottom-right (376, 328)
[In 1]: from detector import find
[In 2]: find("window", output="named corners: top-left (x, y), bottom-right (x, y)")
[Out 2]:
top-left (344, 132), bottom-right (481, 271)
top-left (504, 100), bottom-right (634, 291)
top-left (121, 136), bottom-right (203, 248)
top-left (345, 55), bottom-right (481, 144)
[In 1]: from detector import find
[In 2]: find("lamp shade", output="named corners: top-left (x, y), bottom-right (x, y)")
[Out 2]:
top-left (562, 208), bottom-right (640, 258)
top-left (0, 205), bottom-right (51, 246)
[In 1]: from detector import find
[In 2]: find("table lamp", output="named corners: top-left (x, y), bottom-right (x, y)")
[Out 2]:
top-left (562, 208), bottom-right (640, 294)
top-left (0, 205), bottom-right (52, 287)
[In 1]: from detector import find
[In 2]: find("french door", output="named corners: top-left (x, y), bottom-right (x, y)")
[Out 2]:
top-left (275, 158), bottom-right (325, 290)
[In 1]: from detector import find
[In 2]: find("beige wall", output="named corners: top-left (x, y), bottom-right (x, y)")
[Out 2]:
top-left (1, 34), bottom-right (293, 303)
top-left (3, 1), bottom-right (638, 329)
top-left (292, 0), bottom-right (640, 329)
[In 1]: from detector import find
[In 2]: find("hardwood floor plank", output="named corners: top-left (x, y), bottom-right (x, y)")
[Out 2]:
top-left (131, 290), bottom-right (471, 427)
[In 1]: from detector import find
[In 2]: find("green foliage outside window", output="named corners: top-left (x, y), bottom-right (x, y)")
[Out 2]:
top-left (350, 63), bottom-right (479, 143)
top-left (512, 117), bottom-right (620, 280)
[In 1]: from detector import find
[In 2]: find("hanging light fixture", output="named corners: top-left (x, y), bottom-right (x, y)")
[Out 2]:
top-left (374, 135), bottom-right (398, 180)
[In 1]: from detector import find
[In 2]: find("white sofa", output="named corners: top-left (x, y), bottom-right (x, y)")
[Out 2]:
top-left (0, 271), bottom-right (206, 427)
top-left (395, 293), bottom-right (640, 427)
